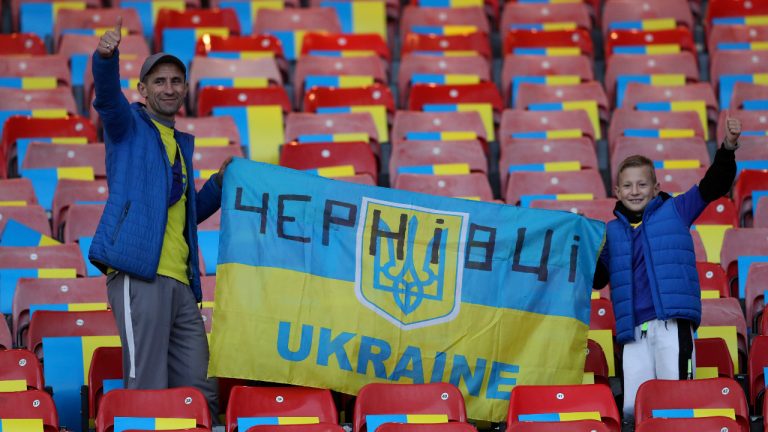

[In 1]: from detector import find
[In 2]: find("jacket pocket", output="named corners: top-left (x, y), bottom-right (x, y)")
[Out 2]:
top-left (111, 201), bottom-right (131, 244)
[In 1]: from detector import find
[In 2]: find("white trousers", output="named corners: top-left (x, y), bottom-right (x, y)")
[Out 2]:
top-left (621, 319), bottom-right (695, 419)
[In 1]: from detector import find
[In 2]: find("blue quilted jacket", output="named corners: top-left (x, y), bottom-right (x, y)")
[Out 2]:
top-left (87, 50), bottom-right (222, 301)
top-left (606, 194), bottom-right (702, 343)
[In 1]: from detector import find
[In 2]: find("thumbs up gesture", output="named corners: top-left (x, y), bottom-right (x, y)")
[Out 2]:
top-left (724, 110), bottom-right (742, 150)
top-left (97, 16), bottom-right (122, 58)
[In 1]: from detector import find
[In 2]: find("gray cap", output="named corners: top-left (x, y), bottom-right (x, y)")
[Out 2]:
top-left (139, 52), bottom-right (186, 82)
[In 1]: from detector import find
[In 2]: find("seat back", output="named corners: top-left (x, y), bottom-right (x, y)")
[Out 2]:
top-left (88, 346), bottom-right (123, 422)
top-left (27, 310), bottom-right (117, 356)
top-left (0, 389), bottom-right (58, 431)
top-left (226, 386), bottom-right (338, 432)
top-left (96, 387), bottom-right (211, 432)
top-left (0, 349), bottom-right (44, 390)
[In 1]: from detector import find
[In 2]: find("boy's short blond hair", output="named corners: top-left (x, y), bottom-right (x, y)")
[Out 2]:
top-left (616, 155), bottom-right (657, 185)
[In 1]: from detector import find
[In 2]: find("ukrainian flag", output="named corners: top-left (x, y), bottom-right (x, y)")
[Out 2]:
top-left (22, 167), bottom-right (95, 212)
top-left (397, 163), bottom-right (471, 175)
top-left (508, 22), bottom-right (577, 31)
top-left (411, 74), bottom-right (481, 86)
top-left (518, 412), bottom-right (601, 422)
top-left (623, 129), bottom-right (695, 138)
top-left (519, 194), bottom-right (594, 208)
top-left (615, 74), bottom-right (686, 107)
top-left (716, 42), bottom-right (768, 51)
top-left (422, 103), bottom-right (495, 140)
top-left (409, 25), bottom-right (478, 36)
top-left (613, 44), bottom-right (681, 55)
top-left (0, 419), bottom-right (44, 431)
top-left (743, 100), bottom-right (768, 110)
top-left (296, 132), bottom-right (370, 143)
top-left (316, 106), bottom-right (389, 142)
top-left (512, 47), bottom-right (581, 56)
top-left (30, 302), bottom-right (107, 316)
top-left (219, 0), bottom-right (283, 36)
top-left (718, 74), bottom-right (768, 109)
top-left (0, 109), bottom-right (67, 138)
top-left (527, 101), bottom-right (600, 139)
top-left (238, 417), bottom-right (319, 428)
top-left (163, 27), bottom-right (231, 69)
top-left (208, 50), bottom-right (276, 60)
top-left (508, 161), bottom-right (582, 173)
top-left (635, 101), bottom-right (708, 139)
top-left (654, 160), bottom-right (701, 169)
top-left (510, 75), bottom-right (581, 107)
top-left (509, 129), bottom-right (583, 139)
top-left (366, 415), bottom-right (448, 432)
top-left (208, 160), bottom-right (607, 422)
top-left (20, 2), bottom-right (86, 39)
top-left (651, 408), bottom-right (735, 419)
top-left (308, 50), bottom-right (377, 58)
top-left (15, 137), bottom-right (88, 174)
top-left (197, 77), bottom-right (270, 89)
top-left (405, 131), bottom-right (478, 141)
top-left (713, 15), bottom-right (768, 26)
top-left (321, 1), bottom-right (387, 39)
top-left (43, 336), bottom-right (121, 431)
top-left (0, 268), bottom-right (77, 315)
top-left (199, 230), bottom-right (220, 275)
top-left (267, 30), bottom-right (308, 60)
top-left (0, 77), bottom-right (57, 90)
top-left (0, 219), bottom-right (60, 247)
top-left (120, 0), bottom-right (185, 38)
top-left (608, 18), bottom-right (676, 31)
top-left (212, 105), bottom-right (284, 164)
top-left (416, 0), bottom-right (482, 7)
top-left (304, 75), bottom-right (376, 91)
top-left (304, 165), bottom-right (356, 178)
top-left (114, 418), bottom-right (198, 432)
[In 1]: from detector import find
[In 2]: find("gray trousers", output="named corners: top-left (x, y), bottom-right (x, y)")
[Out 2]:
top-left (107, 272), bottom-right (219, 420)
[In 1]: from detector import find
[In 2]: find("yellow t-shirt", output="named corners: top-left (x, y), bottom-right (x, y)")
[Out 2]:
top-left (153, 119), bottom-right (190, 285)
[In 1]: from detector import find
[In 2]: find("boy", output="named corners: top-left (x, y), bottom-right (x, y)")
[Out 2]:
top-left (594, 114), bottom-right (742, 419)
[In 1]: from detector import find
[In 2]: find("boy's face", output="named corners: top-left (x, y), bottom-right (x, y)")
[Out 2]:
top-left (615, 165), bottom-right (660, 213)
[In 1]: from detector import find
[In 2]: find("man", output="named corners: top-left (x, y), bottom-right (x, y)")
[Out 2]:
top-left (88, 17), bottom-right (230, 418)
top-left (594, 113), bottom-right (742, 420)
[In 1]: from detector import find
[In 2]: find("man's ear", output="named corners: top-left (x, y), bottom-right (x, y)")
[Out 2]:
top-left (136, 81), bottom-right (147, 98)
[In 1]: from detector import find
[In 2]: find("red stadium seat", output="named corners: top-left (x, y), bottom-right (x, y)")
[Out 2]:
top-left (745, 263), bottom-right (768, 332)
top-left (705, 0), bottom-right (768, 38)
top-left (400, 6), bottom-right (489, 42)
top-left (0, 349), bottom-right (44, 389)
top-left (197, 87), bottom-right (291, 117)
top-left (693, 197), bottom-right (737, 228)
top-left (391, 111), bottom-right (488, 152)
top-left (389, 140), bottom-right (486, 184)
top-left (407, 83), bottom-right (503, 121)
top-left (0, 389), bottom-right (58, 431)
top-left (0, 178), bottom-right (38, 205)
top-left (635, 417), bottom-right (742, 432)
top-left (302, 32), bottom-right (390, 62)
top-left (501, 55), bottom-right (593, 106)
top-left (0, 315), bottom-right (9, 349)
top-left (500, 3), bottom-right (592, 33)
top-left (510, 420), bottom-right (610, 432)
top-left (22, 143), bottom-right (105, 178)
top-left (402, 33), bottom-right (491, 61)
top-left (531, 198), bottom-right (616, 223)
top-left (757, 196), bottom-right (768, 228)
top-left (87, 346), bottom-right (122, 426)
top-left (51, 179), bottom-right (108, 238)
top-left (194, 34), bottom-right (287, 78)
top-left (515, 81), bottom-right (609, 123)
top-left (634, 378), bottom-right (748, 432)
top-left (354, 383), bottom-right (467, 432)
top-left (59, 34), bottom-right (149, 61)
top-left (0, 204), bottom-right (49, 238)
top-left (226, 386), bottom-right (339, 432)
top-left (12, 276), bottom-right (106, 348)
top-left (716, 110), bottom-right (768, 163)
top-left (0, 244), bottom-right (86, 274)
top-left (503, 29), bottom-right (594, 59)
top-left (0, 87), bottom-right (78, 116)
top-left (604, 53), bottom-right (699, 105)
top-left (0, 33), bottom-right (46, 56)
top-left (254, 8), bottom-right (342, 61)
top-left (611, 137), bottom-right (709, 175)
top-left (608, 109), bottom-right (705, 150)
top-left (53, 8), bottom-right (143, 49)
top-left (192, 146), bottom-right (243, 171)
top-left (590, 298), bottom-right (616, 334)
top-left (731, 171), bottom-right (768, 227)
top-left (27, 310), bottom-right (117, 357)
top-left (701, 297), bottom-right (748, 373)
top-left (397, 56), bottom-right (491, 108)
top-left (697, 261), bottom-right (729, 298)
top-left (176, 116), bottom-right (242, 148)
top-left (505, 170), bottom-right (606, 205)
top-left (394, 173), bottom-right (494, 201)
top-left (651, 168), bottom-right (707, 194)
top-left (710, 51), bottom-right (768, 103)
top-left (500, 138), bottom-right (599, 187)
top-left (731, 82), bottom-right (768, 111)
top-left (695, 337), bottom-right (734, 378)
top-left (294, 56), bottom-right (388, 108)
top-left (708, 26), bottom-right (768, 58)
top-left (378, 424), bottom-right (476, 432)
top-left (621, 82), bottom-right (718, 126)
top-left (281, 142), bottom-right (378, 183)
top-left (499, 109), bottom-right (596, 143)
top-left (96, 387), bottom-right (211, 432)
top-left (0, 55), bottom-right (71, 88)
top-left (586, 338), bottom-right (610, 386)
top-left (720, 228), bottom-right (768, 290)
top-left (188, 56), bottom-right (283, 108)
top-left (61, 203), bottom-right (103, 242)
top-left (153, 9), bottom-right (240, 52)
top-left (285, 112), bottom-right (380, 153)
top-left (749, 336), bottom-right (768, 412)
top-left (506, 384), bottom-right (620, 432)
top-left (602, 0), bottom-right (693, 35)
top-left (604, 28), bottom-right (695, 59)
top-left (304, 84), bottom-right (395, 120)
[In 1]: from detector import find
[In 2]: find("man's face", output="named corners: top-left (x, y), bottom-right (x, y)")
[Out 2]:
top-left (615, 165), bottom-right (660, 213)
top-left (137, 63), bottom-right (187, 121)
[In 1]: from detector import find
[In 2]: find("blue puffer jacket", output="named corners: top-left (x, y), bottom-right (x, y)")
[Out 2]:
top-left (87, 50), bottom-right (222, 301)
top-left (607, 195), bottom-right (702, 343)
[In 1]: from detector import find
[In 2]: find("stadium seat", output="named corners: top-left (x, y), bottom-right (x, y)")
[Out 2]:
top-left (399, 5), bottom-right (489, 42)
top-left (392, 111), bottom-right (488, 152)
top-left (285, 112), bottom-right (380, 154)
top-left (611, 137), bottom-right (709, 174)
top-left (635, 417), bottom-right (742, 432)
top-left (197, 86), bottom-right (291, 118)
top-left (0, 204), bottom-right (49, 237)
top-left (757, 197), bottom-right (768, 228)
top-left (604, 28), bottom-right (695, 60)
top-left (710, 51), bottom-right (768, 109)
top-left (500, 3), bottom-right (592, 33)
top-left (188, 56), bottom-right (283, 109)
top-left (402, 33), bottom-right (491, 61)
top-left (0, 55), bottom-right (71, 89)
top-left (585, 338), bottom-right (609, 386)
top-left (701, 297), bottom-right (748, 374)
top-left (634, 378), bottom-right (748, 432)
top-left (0, 244), bottom-right (86, 274)
top-left (87, 346), bottom-right (123, 427)
top-left (501, 55), bottom-right (594, 106)
top-left (194, 34), bottom-right (287, 79)
top-left (354, 383), bottom-right (467, 432)
top-left (53, 8), bottom-right (143, 50)
top-left (0, 178), bottom-right (38, 205)
top-left (745, 263), bottom-right (768, 332)
top-left (515, 81), bottom-right (609, 124)
top-left (27, 309), bottom-right (117, 356)
top-left (253, 8), bottom-right (342, 61)
top-left (0, 389), bottom-right (58, 431)
top-left (715, 111), bottom-right (768, 163)
top-left (226, 386), bottom-right (339, 432)
top-left (389, 140), bottom-right (486, 184)
top-left (154, 8), bottom-right (240, 55)
top-left (176, 116), bottom-right (242, 148)
top-left (503, 29), bottom-right (594, 59)
top-left (0, 87), bottom-right (78, 118)
top-left (302, 32), bottom-right (390, 63)
top-left (506, 384), bottom-right (620, 432)
top-left (394, 173), bottom-right (493, 201)
top-left (751, 336), bottom-right (768, 414)
top-left (22, 142), bottom-right (105, 178)
top-left (590, 298), bottom-right (616, 334)
top-left (720, 228), bottom-right (768, 292)
top-left (707, 25), bottom-right (768, 59)
top-left (0, 315), bottom-right (9, 349)
top-left (192, 146), bottom-right (243, 172)
top-left (499, 138), bottom-right (599, 188)
top-left (602, 0), bottom-right (693, 35)
top-left (652, 167), bottom-right (707, 194)
top-left (397, 56), bottom-right (491, 108)
top-left (294, 56), bottom-right (388, 108)
top-left (604, 53), bottom-right (699, 105)
top-left (608, 109), bottom-right (705, 150)
top-left (407, 82), bottom-right (503, 126)
top-left (695, 197), bottom-right (738, 227)
top-left (621, 82), bottom-right (718, 126)
top-left (51, 179), bottom-right (108, 238)
top-left (731, 171), bottom-right (768, 227)
top-left (697, 262), bottom-right (729, 299)
top-left (378, 424), bottom-right (477, 432)
top-left (695, 337), bottom-right (734, 378)
top-left (304, 84), bottom-right (395, 118)
top-left (61, 202), bottom-right (103, 242)
top-left (531, 198), bottom-right (616, 223)
top-left (505, 170), bottom-right (607, 206)
top-left (499, 109), bottom-right (596, 143)
top-left (96, 387), bottom-right (212, 432)
top-left (0, 349), bottom-right (44, 389)
top-left (0, 33), bottom-right (46, 56)
top-left (12, 276), bottom-right (106, 348)
top-left (281, 142), bottom-right (378, 183)
top-left (730, 82), bottom-right (768, 112)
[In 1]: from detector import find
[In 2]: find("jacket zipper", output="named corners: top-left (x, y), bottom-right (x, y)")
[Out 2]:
top-left (111, 201), bottom-right (131, 243)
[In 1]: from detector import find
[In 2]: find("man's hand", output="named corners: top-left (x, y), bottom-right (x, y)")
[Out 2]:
top-left (214, 156), bottom-right (234, 188)
top-left (724, 110), bottom-right (742, 150)
top-left (96, 16), bottom-right (122, 58)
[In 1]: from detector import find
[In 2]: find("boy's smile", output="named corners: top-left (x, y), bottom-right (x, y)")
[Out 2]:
top-left (615, 165), bottom-right (660, 214)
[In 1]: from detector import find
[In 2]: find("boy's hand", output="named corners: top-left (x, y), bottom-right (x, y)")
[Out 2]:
top-left (97, 16), bottom-right (122, 58)
top-left (724, 110), bottom-right (741, 150)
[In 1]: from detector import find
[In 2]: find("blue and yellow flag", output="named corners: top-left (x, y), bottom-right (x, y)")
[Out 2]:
top-left (209, 160), bottom-right (606, 421)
